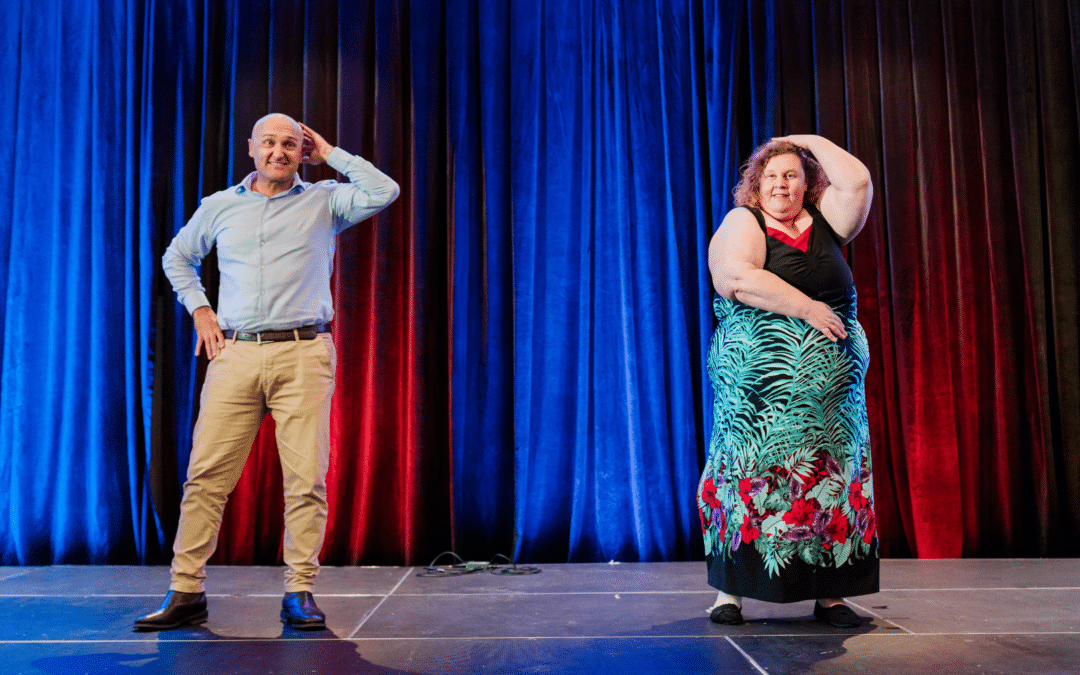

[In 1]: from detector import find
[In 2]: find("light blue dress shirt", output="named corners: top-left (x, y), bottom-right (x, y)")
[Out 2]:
top-left (163, 147), bottom-right (399, 332)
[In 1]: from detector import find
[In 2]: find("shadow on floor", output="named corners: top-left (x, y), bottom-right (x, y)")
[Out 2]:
top-left (30, 626), bottom-right (422, 675)
top-left (633, 613), bottom-right (876, 670)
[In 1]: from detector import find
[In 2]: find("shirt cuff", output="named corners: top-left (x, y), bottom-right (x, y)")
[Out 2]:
top-left (183, 293), bottom-right (212, 317)
top-left (326, 146), bottom-right (367, 174)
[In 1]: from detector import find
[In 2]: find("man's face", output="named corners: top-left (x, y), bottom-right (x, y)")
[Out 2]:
top-left (248, 116), bottom-right (303, 186)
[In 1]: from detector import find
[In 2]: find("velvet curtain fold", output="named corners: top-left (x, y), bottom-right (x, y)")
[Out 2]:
top-left (821, 0), bottom-right (1079, 557)
top-left (732, 0), bottom-right (1080, 557)
top-left (189, 0), bottom-right (453, 567)
top-left (506, 0), bottom-right (710, 562)
top-left (446, 0), bottom-right (518, 560)
top-left (1, 0), bottom-right (158, 563)
top-left (1, 0), bottom-right (1078, 566)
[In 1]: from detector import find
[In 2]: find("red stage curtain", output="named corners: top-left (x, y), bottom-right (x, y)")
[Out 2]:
top-left (187, 1), bottom-right (453, 568)
top-left (766, 1), bottom-right (1079, 557)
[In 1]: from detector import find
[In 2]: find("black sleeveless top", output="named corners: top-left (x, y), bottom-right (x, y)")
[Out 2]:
top-left (746, 204), bottom-right (853, 299)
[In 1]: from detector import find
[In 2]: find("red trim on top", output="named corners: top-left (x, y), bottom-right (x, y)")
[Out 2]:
top-left (766, 222), bottom-right (812, 252)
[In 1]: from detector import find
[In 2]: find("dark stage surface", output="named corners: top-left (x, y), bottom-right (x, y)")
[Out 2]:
top-left (0, 559), bottom-right (1076, 674)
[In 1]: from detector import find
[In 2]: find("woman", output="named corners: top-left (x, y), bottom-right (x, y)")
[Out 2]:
top-left (697, 135), bottom-right (877, 628)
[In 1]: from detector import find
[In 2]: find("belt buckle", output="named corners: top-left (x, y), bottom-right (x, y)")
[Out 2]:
top-left (256, 331), bottom-right (263, 345)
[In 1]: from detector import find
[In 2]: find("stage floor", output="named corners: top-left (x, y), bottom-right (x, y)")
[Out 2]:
top-left (0, 559), bottom-right (1077, 674)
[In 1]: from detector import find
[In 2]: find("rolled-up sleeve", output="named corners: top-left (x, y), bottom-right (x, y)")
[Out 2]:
top-left (326, 147), bottom-right (400, 232)
top-left (162, 204), bottom-right (214, 315)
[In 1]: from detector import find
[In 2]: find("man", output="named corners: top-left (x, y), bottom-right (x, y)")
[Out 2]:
top-left (136, 113), bottom-right (399, 631)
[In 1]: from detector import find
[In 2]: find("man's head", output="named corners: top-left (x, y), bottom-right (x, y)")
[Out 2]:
top-left (248, 113), bottom-right (304, 189)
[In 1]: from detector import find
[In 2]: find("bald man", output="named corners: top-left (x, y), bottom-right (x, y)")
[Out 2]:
top-left (137, 114), bottom-right (399, 631)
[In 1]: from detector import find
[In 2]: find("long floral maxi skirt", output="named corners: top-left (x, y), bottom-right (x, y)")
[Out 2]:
top-left (698, 287), bottom-right (879, 603)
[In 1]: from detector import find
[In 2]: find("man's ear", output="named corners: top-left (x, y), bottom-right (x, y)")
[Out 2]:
top-left (248, 139), bottom-right (255, 158)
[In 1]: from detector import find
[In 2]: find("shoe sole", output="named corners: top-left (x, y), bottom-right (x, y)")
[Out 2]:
top-left (709, 605), bottom-right (745, 625)
top-left (813, 605), bottom-right (862, 628)
top-left (133, 610), bottom-right (209, 632)
top-left (280, 611), bottom-right (326, 630)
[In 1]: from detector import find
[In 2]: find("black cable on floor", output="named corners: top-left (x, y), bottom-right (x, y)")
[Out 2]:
top-left (417, 551), bottom-right (541, 577)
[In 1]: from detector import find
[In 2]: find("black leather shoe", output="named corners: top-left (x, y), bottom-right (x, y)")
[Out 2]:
top-left (281, 591), bottom-right (326, 630)
top-left (709, 603), bottom-right (745, 625)
top-left (813, 601), bottom-right (862, 627)
top-left (133, 591), bottom-right (208, 631)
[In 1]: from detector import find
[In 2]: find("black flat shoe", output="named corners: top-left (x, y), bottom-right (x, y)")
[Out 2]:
top-left (813, 601), bottom-right (862, 627)
top-left (281, 591), bottom-right (326, 630)
top-left (134, 591), bottom-right (208, 631)
top-left (709, 603), bottom-right (745, 625)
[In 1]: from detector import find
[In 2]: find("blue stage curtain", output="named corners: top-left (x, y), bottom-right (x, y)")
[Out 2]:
top-left (446, 0), bottom-right (518, 560)
top-left (449, 0), bottom-right (738, 562)
top-left (0, 0), bottom-right (162, 563)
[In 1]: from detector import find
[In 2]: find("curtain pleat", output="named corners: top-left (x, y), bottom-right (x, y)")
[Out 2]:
top-left (1, 0), bottom-right (152, 563)
top-left (450, 0), bottom-right (712, 563)
top-left (200, 0), bottom-right (453, 567)
top-left (446, 0), bottom-right (517, 559)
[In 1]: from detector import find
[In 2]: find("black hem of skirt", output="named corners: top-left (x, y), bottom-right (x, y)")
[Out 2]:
top-left (706, 543), bottom-right (880, 603)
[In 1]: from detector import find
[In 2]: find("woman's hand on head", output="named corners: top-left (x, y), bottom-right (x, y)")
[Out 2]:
top-left (771, 134), bottom-right (817, 148)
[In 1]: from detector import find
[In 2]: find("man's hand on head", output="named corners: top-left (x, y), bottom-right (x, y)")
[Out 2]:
top-left (299, 123), bottom-right (335, 166)
top-left (193, 306), bottom-right (226, 360)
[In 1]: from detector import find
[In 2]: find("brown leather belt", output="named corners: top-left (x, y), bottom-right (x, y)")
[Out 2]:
top-left (224, 324), bottom-right (331, 344)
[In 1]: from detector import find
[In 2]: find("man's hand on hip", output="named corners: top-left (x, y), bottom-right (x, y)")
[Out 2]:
top-left (193, 306), bottom-right (226, 360)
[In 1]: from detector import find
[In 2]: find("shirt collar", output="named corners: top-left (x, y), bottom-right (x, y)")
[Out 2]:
top-left (236, 172), bottom-right (306, 196)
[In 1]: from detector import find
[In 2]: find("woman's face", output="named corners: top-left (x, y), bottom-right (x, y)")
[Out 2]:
top-left (758, 153), bottom-right (807, 216)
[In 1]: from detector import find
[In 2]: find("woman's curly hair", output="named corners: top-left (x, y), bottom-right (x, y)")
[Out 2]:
top-left (732, 140), bottom-right (830, 208)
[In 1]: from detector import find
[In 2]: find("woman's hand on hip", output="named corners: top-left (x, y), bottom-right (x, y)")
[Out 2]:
top-left (802, 300), bottom-right (848, 342)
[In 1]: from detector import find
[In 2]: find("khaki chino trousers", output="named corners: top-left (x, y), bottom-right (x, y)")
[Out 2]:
top-left (170, 332), bottom-right (336, 594)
